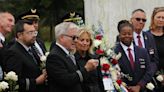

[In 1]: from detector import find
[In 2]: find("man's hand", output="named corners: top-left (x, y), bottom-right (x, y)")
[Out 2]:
top-left (36, 70), bottom-right (47, 85)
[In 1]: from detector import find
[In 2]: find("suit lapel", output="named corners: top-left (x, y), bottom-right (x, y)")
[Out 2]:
top-left (117, 44), bottom-right (133, 73)
top-left (134, 46), bottom-right (140, 71)
top-left (16, 42), bottom-right (39, 66)
top-left (54, 45), bottom-right (78, 69)
top-left (143, 32), bottom-right (148, 48)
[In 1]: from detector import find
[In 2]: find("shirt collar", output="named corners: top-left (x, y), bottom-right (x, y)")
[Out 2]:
top-left (120, 42), bottom-right (134, 51)
top-left (133, 31), bottom-right (143, 38)
top-left (17, 41), bottom-right (31, 51)
top-left (56, 42), bottom-right (69, 55)
top-left (0, 32), bottom-right (5, 42)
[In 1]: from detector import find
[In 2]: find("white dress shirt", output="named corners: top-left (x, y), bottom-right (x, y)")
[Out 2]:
top-left (133, 31), bottom-right (145, 48)
top-left (120, 42), bottom-right (135, 62)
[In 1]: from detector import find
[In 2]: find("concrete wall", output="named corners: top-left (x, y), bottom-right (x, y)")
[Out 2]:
top-left (84, 0), bottom-right (164, 43)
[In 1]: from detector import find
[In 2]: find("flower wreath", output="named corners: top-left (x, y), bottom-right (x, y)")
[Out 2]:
top-left (92, 23), bottom-right (128, 92)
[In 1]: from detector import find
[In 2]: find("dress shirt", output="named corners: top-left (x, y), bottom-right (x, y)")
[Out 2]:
top-left (34, 41), bottom-right (44, 56)
top-left (120, 42), bottom-right (135, 62)
top-left (133, 31), bottom-right (145, 48)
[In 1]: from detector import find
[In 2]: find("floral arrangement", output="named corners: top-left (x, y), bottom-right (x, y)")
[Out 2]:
top-left (0, 81), bottom-right (9, 92)
top-left (92, 23), bottom-right (128, 92)
top-left (0, 71), bottom-right (19, 92)
top-left (40, 52), bottom-right (50, 69)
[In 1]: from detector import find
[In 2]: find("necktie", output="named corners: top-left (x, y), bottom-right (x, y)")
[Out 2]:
top-left (32, 45), bottom-right (42, 57)
top-left (127, 48), bottom-right (134, 70)
top-left (28, 48), bottom-right (38, 64)
top-left (69, 54), bottom-right (76, 65)
top-left (137, 35), bottom-right (143, 48)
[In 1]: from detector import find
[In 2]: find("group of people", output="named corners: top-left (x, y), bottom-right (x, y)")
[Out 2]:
top-left (116, 7), bottom-right (164, 92)
top-left (0, 7), bottom-right (164, 92)
top-left (0, 9), bottom-right (47, 92)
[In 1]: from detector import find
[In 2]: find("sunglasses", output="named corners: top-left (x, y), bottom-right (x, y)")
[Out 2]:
top-left (135, 18), bottom-right (147, 22)
top-left (63, 34), bottom-right (78, 41)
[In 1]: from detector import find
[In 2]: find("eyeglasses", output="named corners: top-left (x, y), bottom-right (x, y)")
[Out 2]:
top-left (135, 18), bottom-right (147, 22)
top-left (24, 31), bottom-right (38, 36)
top-left (63, 34), bottom-right (78, 41)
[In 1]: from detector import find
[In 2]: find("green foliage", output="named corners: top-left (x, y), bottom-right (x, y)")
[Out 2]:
top-left (0, 0), bottom-right (84, 42)
top-left (45, 41), bottom-right (51, 51)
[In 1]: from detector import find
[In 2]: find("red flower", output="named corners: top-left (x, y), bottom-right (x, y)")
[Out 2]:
top-left (96, 49), bottom-right (104, 55)
top-left (116, 79), bottom-right (122, 86)
top-left (111, 58), bottom-right (118, 65)
top-left (102, 64), bottom-right (110, 71)
top-left (96, 34), bottom-right (103, 40)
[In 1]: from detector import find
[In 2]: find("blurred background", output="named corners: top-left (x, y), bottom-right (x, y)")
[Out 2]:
top-left (0, 0), bottom-right (84, 50)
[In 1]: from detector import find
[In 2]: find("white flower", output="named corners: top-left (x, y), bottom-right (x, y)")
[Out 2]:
top-left (106, 49), bottom-right (113, 56)
top-left (115, 52), bottom-right (122, 60)
top-left (45, 52), bottom-right (50, 56)
top-left (5, 71), bottom-right (18, 81)
top-left (109, 67), bottom-right (114, 71)
top-left (110, 70), bottom-right (117, 81)
top-left (93, 39), bottom-right (102, 48)
top-left (100, 57), bottom-right (109, 66)
top-left (156, 75), bottom-right (163, 82)
top-left (40, 55), bottom-right (47, 62)
top-left (0, 81), bottom-right (9, 91)
top-left (146, 82), bottom-right (155, 90)
top-left (114, 64), bottom-right (121, 72)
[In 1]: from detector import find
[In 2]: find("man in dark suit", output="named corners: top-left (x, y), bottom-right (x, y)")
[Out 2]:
top-left (115, 20), bottom-right (153, 92)
top-left (46, 22), bottom-right (98, 92)
top-left (50, 11), bottom-right (84, 51)
top-left (130, 9), bottom-right (159, 90)
top-left (7, 9), bottom-right (47, 56)
top-left (130, 9), bottom-right (159, 75)
top-left (0, 9), bottom-right (15, 81)
top-left (4, 20), bottom-right (47, 92)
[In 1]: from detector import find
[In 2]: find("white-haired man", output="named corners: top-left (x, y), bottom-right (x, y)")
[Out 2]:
top-left (46, 22), bottom-right (98, 92)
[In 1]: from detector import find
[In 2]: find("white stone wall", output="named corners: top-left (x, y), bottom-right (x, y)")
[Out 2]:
top-left (84, 0), bottom-right (164, 44)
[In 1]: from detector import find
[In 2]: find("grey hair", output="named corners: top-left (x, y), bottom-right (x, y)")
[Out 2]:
top-left (55, 22), bottom-right (79, 41)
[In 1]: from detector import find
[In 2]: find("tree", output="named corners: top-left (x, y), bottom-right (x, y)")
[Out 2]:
top-left (0, 0), bottom-right (84, 41)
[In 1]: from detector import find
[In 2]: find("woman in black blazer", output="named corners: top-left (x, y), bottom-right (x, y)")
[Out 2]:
top-left (75, 28), bottom-right (104, 92)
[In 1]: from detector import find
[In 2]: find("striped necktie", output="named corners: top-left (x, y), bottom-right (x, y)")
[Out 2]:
top-left (32, 45), bottom-right (42, 57)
